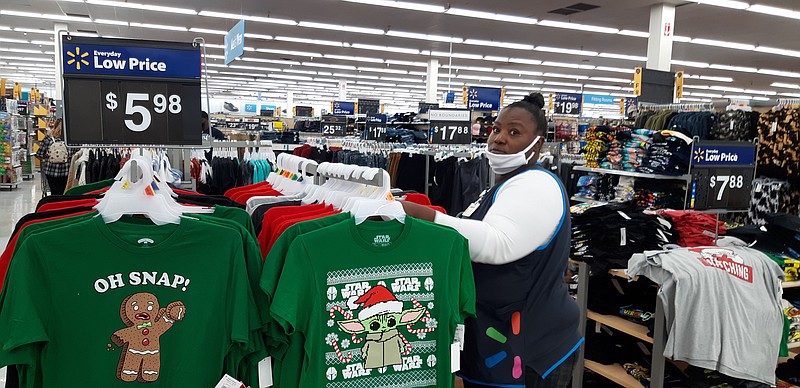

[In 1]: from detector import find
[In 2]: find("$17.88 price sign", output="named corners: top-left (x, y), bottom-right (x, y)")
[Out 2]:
top-left (105, 92), bottom-right (182, 132)
top-left (428, 109), bottom-right (472, 145)
top-left (365, 114), bottom-right (387, 142)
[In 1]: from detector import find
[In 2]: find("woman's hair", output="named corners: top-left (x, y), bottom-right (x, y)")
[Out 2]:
top-left (504, 92), bottom-right (548, 135)
top-left (50, 118), bottom-right (63, 139)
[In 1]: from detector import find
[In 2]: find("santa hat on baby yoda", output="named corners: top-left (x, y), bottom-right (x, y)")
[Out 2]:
top-left (349, 285), bottom-right (404, 321)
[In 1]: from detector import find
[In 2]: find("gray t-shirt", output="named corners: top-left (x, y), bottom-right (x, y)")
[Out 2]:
top-left (627, 246), bottom-right (784, 385)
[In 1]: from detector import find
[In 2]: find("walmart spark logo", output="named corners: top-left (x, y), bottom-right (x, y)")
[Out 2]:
top-left (693, 148), bottom-right (705, 163)
top-left (469, 89), bottom-right (479, 99)
top-left (66, 47), bottom-right (89, 70)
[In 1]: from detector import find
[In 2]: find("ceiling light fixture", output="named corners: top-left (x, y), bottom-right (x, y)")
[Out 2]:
top-left (129, 22), bottom-right (187, 31)
top-left (274, 36), bottom-right (344, 47)
top-left (508, 58), bottom-right (542, 66)
top-left (584, 84), bottom-right (623, 90)
top-left (542, 73), bottom-right (589, 80)
top-left (299, 21), bottom-right (384, 35)
top-left (462, 39), bottom-right (534, 50)
top-left (12, 28), bottom-right (49, 34)
top-left (483, 56), bottom-right (510, 62)
top-left (352, 43), bottom-right (419, 55)
top-left (189, 27), bottom-right (227, 35)
top-left (255, 48), bottom-right (321, 57)
top-left (755, 46), bottom-right (800, 58)
top-left (244, 33), bottom-right (274, 40)
top-left (693, 0), bottom-right (749, 9)
top-left (537, 20), bottom-right (619, 34)
top-left (691, 38), bottom-right (755, 51)
top-left (198, 10), bottom-right (297, 26)
top-left (618, 30), bottom-right (649, 38)
top-left (0, 37), bottom-right (30, 44)
top-left (709, 64), bottom-right (758, 73)
top-left (771, 82), bottom-right (800, 89)
top-left (302, 62), bottom-right (357, 70)
top-left (359, 67), bottom-right (409, 74)
top-left (0, 10), bottom-right (92, 22)
top-left (747, 4), bottom-right (800, 19)
top-left (684, 74), bottom-right (734, 82)
top-left (535, 46), bottom-right (598, 57)
top-left (544, 81), bottom-right (583, 87)
top-left (673, 36), bottom-right (692, 43)
top-left (93, 19), bottom-right (129, 26)
top-left (671, 60), bottom-right (710, 68)
top-left (445, 8), bottom-right (537, 24)
top-left (324, 54), bottom-right (384, 63)
top-left (590, 77), bottom-right (632, 83)
top-left (599, 52), bottom-right (647, 62)
top-left (758, 69), bottom-right (800, 78)
top-left (430, 51), bottom-right (483, 60)
top-left (387, 30), bottom-right (463, 43)
top-left (385, 59), bottom-right (427, 67)
top-left (86, 0), bottom-right (197, 15)
top-left (341, 0), bottom-right (445, 13)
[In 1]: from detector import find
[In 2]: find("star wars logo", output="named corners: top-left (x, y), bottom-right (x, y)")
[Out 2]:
top-left (691, 248), bottom-right (753, 283)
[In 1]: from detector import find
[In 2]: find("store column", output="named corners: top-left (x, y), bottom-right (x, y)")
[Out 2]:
top-left (426, 59), bottom-right (439, 103)
top-left (286, 91), bottom-right (294, 118)
top-left (646, 3), bottom-right (675, 71)
top-left (53, 23), bottom-right (68, 100)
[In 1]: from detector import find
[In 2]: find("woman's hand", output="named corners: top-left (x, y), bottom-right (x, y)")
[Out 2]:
top-left (399, 200), bottom-right (437, 222)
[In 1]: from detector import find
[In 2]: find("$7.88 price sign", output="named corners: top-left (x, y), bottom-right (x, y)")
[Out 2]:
top-left (709, 175), bottom-right (744, 201)
top-left (105, 92), bottom-right (182, 132)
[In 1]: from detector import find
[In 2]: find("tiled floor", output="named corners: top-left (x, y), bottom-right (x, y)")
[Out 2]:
top-left (0, 178), bottom-right (40, 388)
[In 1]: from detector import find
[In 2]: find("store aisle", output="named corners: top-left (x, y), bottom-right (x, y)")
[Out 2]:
top-left (0, 179), bottom-right (40, 248)
top-left (0, 180), bottom-right (39, 388)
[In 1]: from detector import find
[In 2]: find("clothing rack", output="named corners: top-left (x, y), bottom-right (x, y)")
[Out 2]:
top-left (638, 102), bottom-right (715, 112)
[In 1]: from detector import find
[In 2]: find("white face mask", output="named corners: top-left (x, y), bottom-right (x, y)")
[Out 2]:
top-left (486, 136), bottom-right (541, 175)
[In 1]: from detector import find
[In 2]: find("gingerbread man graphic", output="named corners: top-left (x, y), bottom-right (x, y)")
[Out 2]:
top-left (110, 292), bottom-right (186, 382)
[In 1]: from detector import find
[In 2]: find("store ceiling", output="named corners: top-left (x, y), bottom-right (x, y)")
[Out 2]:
top-left (1, 0), bottom-right (800, 109)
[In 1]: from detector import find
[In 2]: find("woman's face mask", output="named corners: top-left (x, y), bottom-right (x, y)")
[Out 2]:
top-left (486, 136), bottom-right (541, 175)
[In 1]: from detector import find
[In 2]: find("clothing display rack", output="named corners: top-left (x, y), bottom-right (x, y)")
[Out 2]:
top-left (638, 102), bottom-right (715, 112)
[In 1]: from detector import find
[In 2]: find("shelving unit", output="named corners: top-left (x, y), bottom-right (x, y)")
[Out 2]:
top-left (584, 360), bottom-right (644, 387)
top-left (573, 263), bottom-right (667, 388)
top-left (572, 166), bottom-right (691, 181)
top-left (570, 196), bottom-right (608, 205)
top-left (0, 113), bottom-right (22, 190)
top-left (784, 280), bottom-right (800, 289)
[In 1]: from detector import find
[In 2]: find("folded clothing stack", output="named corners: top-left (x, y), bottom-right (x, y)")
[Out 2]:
top-left (571, 203), bottom-right (675, 272)
top-left (582, 126), bottom-right (614, 168)
top-left (666, 111), bottom-right (716, 139)
top-left (658, 210), bottom-right (727, 247)
top-left (637, 129), bottom-right (693, 176)
top-left (574, 174), bottom-right (615, 202)
top-left (633, 180), bottom-right (687, 210)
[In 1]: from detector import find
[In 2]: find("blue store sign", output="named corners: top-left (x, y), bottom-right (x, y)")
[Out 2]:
top-left (62, 40), bottom-right (200, 79)
top-left (467, 86), bottom-right (502, 111)
top-left (583, 94), bottom-right (615, 105)
top-left (692, 144), bottom-right (756, 166)
top-left (224, 19), bottom-right (245, 65)
top-left (333, 101), bottom-right (355, 115)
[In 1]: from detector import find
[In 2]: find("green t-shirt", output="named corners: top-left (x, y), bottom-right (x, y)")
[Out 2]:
top-left (270, 217), bottom-right (475, 388)
top-left (0, 216), bottom-right (259, 387)
top-left (260, 212), bottom-right (351, 388)
top-left (64, 178), bottom-right (116, 195)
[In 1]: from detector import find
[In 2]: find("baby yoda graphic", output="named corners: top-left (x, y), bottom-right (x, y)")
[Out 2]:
top-left (337, 285), bottom-right (426, 369)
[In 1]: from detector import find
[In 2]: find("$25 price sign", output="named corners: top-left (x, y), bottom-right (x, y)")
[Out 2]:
top-left (105, 92), bottom-right (182, 132)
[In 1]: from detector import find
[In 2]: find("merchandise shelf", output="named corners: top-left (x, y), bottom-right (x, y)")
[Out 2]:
top-left (573, 166), bottom-right (691, 181)
top-left (587, 310), bottom-right (653, 344)
top-left (570, 196), bottom-right (608, 205)
top-left (584, 360), bottom-right (643, 387)
top-left (783, 280), bottom-right (800, 289)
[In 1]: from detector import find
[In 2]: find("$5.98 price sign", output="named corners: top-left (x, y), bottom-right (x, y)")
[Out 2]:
top-left (105, 92), bottom-right (182, 132)
top-left (430, 124), bottom-right (470, 144)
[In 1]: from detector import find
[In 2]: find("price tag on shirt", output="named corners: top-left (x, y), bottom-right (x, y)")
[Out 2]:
top-left (214, 374), bottom-right (245, 388)
top-left (258, 356), bottom-right (273, 388)
top-left (454, 324), bottom-right (465, 351)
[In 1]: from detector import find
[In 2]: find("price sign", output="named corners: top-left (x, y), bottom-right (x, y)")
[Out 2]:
top-left (62, 36), bottom-right (201, 145)
top-left (365, 114), bottom-right (387, 142)
top-left (689, 141), bottom-right (757, 211)
top-left (552, 93), bottom-right (582, 116)
top-left (429, 109), bottom-right (471, 145)
top-left (321, 115), bottom-right (347, 136)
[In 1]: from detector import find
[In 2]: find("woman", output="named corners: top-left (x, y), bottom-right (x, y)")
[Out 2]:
top-left (401, 93), bottom-right (581, 387)
top-left (35, 118), bottom-right (71, 195)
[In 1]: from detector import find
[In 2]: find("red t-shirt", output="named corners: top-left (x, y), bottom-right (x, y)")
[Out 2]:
top-left (38, 199), bottom-right (99, 212)
top-left (267, 210), bottom-right (340, 252)
top-left (258, 204), bottom-right (326, 257)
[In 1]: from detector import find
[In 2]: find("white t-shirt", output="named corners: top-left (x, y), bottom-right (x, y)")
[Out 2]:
top-left (434, 169), bottom-right (565, 265)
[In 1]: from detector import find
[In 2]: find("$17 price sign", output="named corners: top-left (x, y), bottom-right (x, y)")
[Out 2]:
top-left (430, 124), bottom-right (470, 144)
top-left (105, 92), bottom-right (182, 132)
